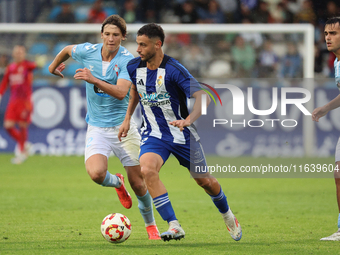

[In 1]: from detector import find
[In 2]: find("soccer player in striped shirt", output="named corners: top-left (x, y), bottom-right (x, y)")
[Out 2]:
top-left (48, 15), bottom-right (160, 240)
top-left (313, 16), bottom-right (340, 241)
top-left (119, 23), bottom-right (242, 242)
top-left (0, 45), bottom-right (36, 164)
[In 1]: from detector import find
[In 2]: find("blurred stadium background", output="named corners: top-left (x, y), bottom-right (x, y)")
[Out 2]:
top-left (0, 0), bottom-right (339, 158)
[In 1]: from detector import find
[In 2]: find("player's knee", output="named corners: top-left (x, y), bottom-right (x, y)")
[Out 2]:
top-left (86, 167), bottom-right (105, 184)
top-left (140, 165), bottom-right (158, 181)
top-left (195, 178), bottom-right (213, 190)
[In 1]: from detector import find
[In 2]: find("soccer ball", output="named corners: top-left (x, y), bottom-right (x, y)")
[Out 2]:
top-left (101, 213), bottom-right (132, 243)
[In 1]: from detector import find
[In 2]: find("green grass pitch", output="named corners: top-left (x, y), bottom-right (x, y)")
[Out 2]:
top-left (0, 154), bottom-right (339, 254)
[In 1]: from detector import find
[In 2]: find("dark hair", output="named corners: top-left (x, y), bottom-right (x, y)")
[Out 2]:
top-left (326, 17), bottom-right (340, 26)
top-left (137, 23), bottom-right (165, 46)
top-left (101, 15), bottom-right (127, 37)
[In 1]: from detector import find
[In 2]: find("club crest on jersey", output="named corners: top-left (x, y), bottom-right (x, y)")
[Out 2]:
top-left (114, 64), bottom-right (119, 77)
top-left (156, 75), bottom-right (164, 88)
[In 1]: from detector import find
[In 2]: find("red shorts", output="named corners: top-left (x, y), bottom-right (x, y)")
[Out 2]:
top-left (4, 100), bottom-right (33, 123)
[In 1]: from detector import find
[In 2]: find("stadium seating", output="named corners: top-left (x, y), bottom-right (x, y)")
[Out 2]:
top-left (33, 78), bottom-right (52, 87)
top-left (63, 62), bottom-right (84, 77)
top-left (28, 42), bottom-right (49, 55)
top-left (52, 41), bottom-right (71, 56)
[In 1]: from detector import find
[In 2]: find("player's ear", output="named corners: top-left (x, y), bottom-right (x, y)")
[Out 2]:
top-left (155, 40), bottom-right (162, 49)
top-left (101, 33), bottom-right (104, 39)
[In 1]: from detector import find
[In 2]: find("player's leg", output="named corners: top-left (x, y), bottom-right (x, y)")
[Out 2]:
top-left (114, 122), bottom-right (160, 239)
top-left (125, 165), bottom-right (160, 240)
top-left (320, 140), bottom-right (340, 241)
top-left (174, 140), bottom-right (242, 241)
top-left (84, 125), bottom-right (131, 208)
top-left (139, 151), bottom-right (184, 241)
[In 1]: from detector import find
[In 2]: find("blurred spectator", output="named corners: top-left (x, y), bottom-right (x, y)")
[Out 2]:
top-left (215, 0), bottom-right (240, 23)
top-left (55, 2), bottom-right (75, 23)
top-left (197, 0), bottom-right (225, 23)
top-left (271, 0), bottom-right (294, 23)
top-left (294, 0), bottom-right (316, 25)
top-left (240, 0), bottom-right (258, 20)
top-left (319, 1), bottom-right (340, 24)
top-left (196, 0), bottom-right (224, 24)
top-left (181, 44), bottom-right (209, 77)
top-left (250, 1), bottom-right (274, 23)
top-left (121, 0), bottom-right (137, 23)
top-left (258, 40), bottom-right (279, 77)
top-left (0, 54), bottom-right (9, 81)
top-left (279, 42), bottom-right (302, 78)
top-left (87, 0), bottom-right (107, 23)
top-left (174, 0), bottom-right (199, 24)
top-left (163, 34), bottom-right (184, 61)
top-left (231, 35), bottom-right (256, 77)
top-left (240, 18), bottom-right (263, 49)
top-left (136, 0), bottom-right (166, 23)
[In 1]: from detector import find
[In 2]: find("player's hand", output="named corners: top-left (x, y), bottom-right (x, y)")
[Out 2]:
top-left (169, 119), bottom-right (190, 132)
top-left (50, 63), bottom-right (66, 78)
top-left (118, 120), bottom-right (130, 142)
top-left (74, 67), bottom-right (97, 84)
top-left (312, 106), bottom-right (329, 122)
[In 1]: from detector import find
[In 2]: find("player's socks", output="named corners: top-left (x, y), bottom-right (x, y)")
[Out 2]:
top-left (136, 190), bottom-right (155, 224)
top-left (209, 186), bottom-right (229, 213)
top-left (153, 193), bottom-right (177, 223)
top-left (6, 127), bottom-right (21, 146)
top-left (19, 127), bottom-right (27, 152)
top-left (101, 171), bottom-right (120, 187)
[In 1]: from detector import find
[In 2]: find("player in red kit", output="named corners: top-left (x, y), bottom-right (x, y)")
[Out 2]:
top-left (0, 45), bottom-right (37, 164)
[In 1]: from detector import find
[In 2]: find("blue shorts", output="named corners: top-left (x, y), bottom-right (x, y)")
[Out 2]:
top-left (139, 136), bottom-right (207, 171)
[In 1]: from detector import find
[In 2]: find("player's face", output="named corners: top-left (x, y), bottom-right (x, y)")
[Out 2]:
top-left (324, 23), bottom-right (340, 53)
top-left (136, 35), bottom-right (160, 62)
top-left (12, 46), bottom-right (26, 63)
top-left (101, 24), bottom-right (124, 54)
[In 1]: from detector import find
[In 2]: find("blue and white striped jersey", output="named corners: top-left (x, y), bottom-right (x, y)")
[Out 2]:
top-left (127, 54), bottom-right (202, 144)
top-left (72, 42), bottom-right (133, 127)
top-left (335, 58), bottom-right (340, 90)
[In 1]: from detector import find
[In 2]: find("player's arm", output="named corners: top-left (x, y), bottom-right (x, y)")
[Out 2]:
top-left (48, 45), bottom-right (74, 77)
top-left (73, 68), bottom-right (131, 100)
top-left (170, 90), bottom-right (211, 131)
top-left (0, 66), bottom-right (10, 104)
top-left (118, 84), bottom-right (139, 141)
top-left (312, 94), bottom-right (340, 122)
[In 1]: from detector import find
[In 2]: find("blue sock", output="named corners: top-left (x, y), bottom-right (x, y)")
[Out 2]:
top-left (153, 193), bottom-right (177, 223)
top-left (338, 213), bottom-right (340, 229)
top-left (137, 190), bottom-right (155, 225)
top-left (209, 187), bottom-right (229, 213)
top-left (101, 171), bottom-right (120, 187)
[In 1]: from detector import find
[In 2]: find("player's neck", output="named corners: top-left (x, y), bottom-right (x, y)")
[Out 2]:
top-left (147, 52), bottom-right (164, 70)
top-left (334, 51), bottom-right (340, 61)
top-left (101, 47), bottom-right (119, 62)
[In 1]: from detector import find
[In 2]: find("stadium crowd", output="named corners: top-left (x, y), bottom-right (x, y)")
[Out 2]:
top-left (0, 0), bottom-right (339, 84)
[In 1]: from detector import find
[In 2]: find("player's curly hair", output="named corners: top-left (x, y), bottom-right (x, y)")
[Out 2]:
top-left (326, 17), bottom-right (340, 26)
top-left (137, 23), bottom-right (165, 46)
top-left (101, 15), bottom-right (127, 38)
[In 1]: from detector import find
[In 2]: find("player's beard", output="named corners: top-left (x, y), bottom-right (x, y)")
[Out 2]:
top-left (142, 51), bottom-right (156, 63)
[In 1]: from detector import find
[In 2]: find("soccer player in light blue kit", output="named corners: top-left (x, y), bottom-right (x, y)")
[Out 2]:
top-left (48, 15), bottom-right (160, 240)
top-left (119, 23), bottom-right (242, 242)
top-left (313, 17), bottom-right (340, 241)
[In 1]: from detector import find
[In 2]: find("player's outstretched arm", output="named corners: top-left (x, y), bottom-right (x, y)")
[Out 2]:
top-left (118, 84), bottom-right (139, 141)
top-left (312, 94), bottom-right (340, 122)
top-left (74, 68), bottom-right (130, 100)
top-left (170, 90), bottom-right (211, 131)
top-left (49, 45), bottom-right (74, 78)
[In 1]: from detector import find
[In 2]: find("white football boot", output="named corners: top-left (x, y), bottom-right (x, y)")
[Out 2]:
top-left (222, 209), bottom-right (242, 241)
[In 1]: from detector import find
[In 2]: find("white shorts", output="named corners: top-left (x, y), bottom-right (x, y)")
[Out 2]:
top-left (336, 137), bottom-right (340, 162)
top-left (85, 121), bottom-right (140, 167)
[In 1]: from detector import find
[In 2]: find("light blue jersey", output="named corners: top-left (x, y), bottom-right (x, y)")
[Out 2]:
top-left (334, 58), bottom-right (340, 90)
top-left (72, 42), bottom-right (133, 127)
